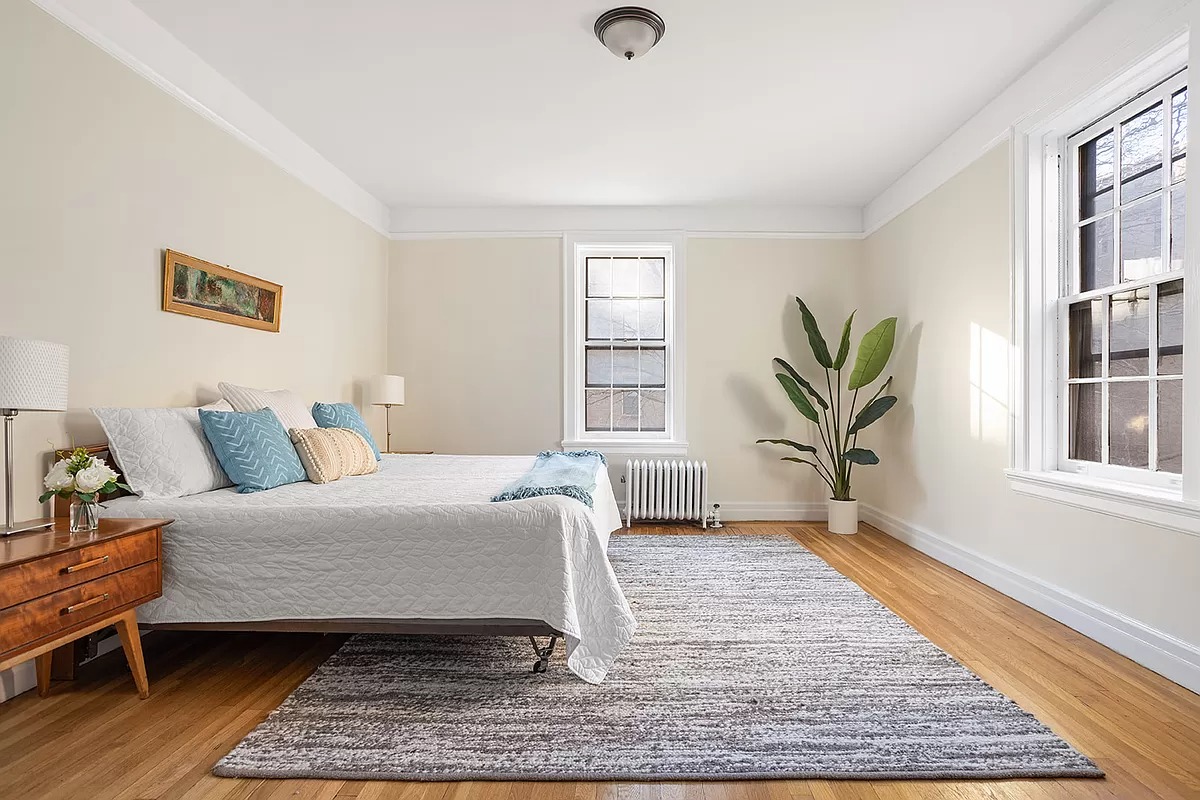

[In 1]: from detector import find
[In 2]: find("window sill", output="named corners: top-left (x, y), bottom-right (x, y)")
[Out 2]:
top-left (1005, 469), bottom-right (1200, 537)
top-left (562, 439), bottom-right (688, 458)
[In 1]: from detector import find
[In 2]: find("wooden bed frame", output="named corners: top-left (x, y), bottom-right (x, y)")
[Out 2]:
top-left (51, 444), bottom-right (564, 673)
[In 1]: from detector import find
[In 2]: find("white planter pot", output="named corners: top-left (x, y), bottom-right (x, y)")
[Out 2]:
top-left (826, 499), bottom-right (859, 535)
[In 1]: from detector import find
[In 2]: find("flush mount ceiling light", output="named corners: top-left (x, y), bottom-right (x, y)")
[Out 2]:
top-left (594, 6), bottom-right (666, 61)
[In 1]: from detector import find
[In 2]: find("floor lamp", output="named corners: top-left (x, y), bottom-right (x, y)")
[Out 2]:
top-left (370, 375), bottom-right (405, 454)
top-left (0, 336), bottom-right (70, 536)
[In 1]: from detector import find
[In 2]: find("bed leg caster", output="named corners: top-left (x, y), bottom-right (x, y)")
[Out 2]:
top-left (529, 635), bottom-right (559, 674)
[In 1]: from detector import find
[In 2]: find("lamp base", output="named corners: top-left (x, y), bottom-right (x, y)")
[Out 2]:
top-left (1, 518), bottom-right (55, 537)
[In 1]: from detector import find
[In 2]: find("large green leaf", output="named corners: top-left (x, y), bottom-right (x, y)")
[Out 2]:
top-left (773, 358), bottom-right (829, 409)
top-left (795, 297), bottom-right (833, 368)
top-left (833, 311), bottom-right (855, 370)
top-left (844, 447), bottom-right (879, 465)
top-left (781, 457), bottom-right (819, 466)
top-left (756, 438), bottom-right (819, 455)
top-left (847, 317), bottom-right (897, 390)
top-left (775, 373), bottom-right (819, 423)
top-left (847, 396), bottom-right (897, 435)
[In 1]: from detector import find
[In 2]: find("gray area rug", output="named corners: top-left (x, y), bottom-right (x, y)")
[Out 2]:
top-left (214, 535), bottom-right (1102, 781)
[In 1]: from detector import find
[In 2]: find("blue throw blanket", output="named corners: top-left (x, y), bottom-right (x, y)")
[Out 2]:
top-left (491, 450), bottom-right (607, 509)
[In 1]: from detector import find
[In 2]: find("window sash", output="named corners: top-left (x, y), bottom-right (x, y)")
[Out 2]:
top-left (1058, 71), bottom-right (1187, 488)
top-left (569, 242), bottom-right (679, 442)
top-left (584, 344), bottom-right (667, 389)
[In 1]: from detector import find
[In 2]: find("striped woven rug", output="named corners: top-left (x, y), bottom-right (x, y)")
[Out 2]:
top-left (214, 534), bottom-right (1102, 781)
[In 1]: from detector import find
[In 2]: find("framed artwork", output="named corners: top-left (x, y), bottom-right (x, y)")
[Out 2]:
top-left (162, 249), bottom-right (282, 332)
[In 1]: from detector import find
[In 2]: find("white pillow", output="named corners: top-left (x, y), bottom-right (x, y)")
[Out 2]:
top-left (92, 407), bottom-right (232, 499)
top-left (218, 382), bottom-right (317, 430)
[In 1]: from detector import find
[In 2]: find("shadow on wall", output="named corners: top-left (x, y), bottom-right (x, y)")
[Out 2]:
top-left (62, 408), bottom-right (105, 450)
top-left (60, 384), bottom-right (224, 451)
top-left (730, 294), bottom-right (866, 502)
top-left (874, 320), bottom-right (926, 510)
top-left (727, 372), bottom-right (786, 434)
top-left (727, 372), bottom-right (826, 501)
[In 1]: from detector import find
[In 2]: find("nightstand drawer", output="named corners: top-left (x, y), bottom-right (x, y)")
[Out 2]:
top-left (0, 528), bottom-right (158, 610)
top-left (0, 561), bottom-right (160, 657)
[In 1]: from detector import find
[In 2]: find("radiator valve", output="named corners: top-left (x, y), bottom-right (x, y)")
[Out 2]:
top-left (709, 503), bottom-right (723, 529)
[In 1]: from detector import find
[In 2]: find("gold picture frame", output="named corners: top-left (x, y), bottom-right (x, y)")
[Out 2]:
top-left (162, 249), bottom-right (282, 333)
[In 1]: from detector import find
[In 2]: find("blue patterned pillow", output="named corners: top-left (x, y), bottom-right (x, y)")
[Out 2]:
top-left (311, 402), bottom-right (381, 460)
top-left (198, 407), bottom-right (307, 493)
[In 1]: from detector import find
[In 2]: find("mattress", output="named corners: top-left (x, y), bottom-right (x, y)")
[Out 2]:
top-left (100, 454), bottom-right (635, 683)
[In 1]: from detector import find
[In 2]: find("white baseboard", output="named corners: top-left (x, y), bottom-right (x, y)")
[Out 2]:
top-left (615, 497), bottom-right (826, 523)
top-left (716, 501), bottom-right (826, 521)
top-left (0, 662), bottom-right (36, 703)
top-left (861, 503), bottom-right (1200, 695)
top-left (612, 494), bottom-right (826, 523)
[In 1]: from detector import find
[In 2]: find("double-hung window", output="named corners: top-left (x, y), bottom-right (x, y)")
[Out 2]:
top-left (563, 235), bottom-right (686, 455)
top-left (1062, 73), bottom-right (1186, 486)
top-left (1011, 45), bottom-right (1199, 530)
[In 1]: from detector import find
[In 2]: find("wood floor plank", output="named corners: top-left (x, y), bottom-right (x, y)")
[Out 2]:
top-left (118, 709), bottom-right (279, 800)
top-left (1, 523), bottom-right (1196, 799)
top-left (247, 778), bottom-right (345, 800)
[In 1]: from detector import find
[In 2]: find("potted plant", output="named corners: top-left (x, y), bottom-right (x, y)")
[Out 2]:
top-left (757, 297), bottom-right (898, 534)
top-left (39, 447), bottom-right (129, 533)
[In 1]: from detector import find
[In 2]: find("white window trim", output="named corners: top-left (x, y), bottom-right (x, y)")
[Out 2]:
top-left (562, 232), bottom-right (688, 457)
top-left (1057, 70), bottom-right (1187, 489)
top-left (1010, 32), bottom-right (1200, 532)
top-left (1006, 468), bottom-right (1200, 537)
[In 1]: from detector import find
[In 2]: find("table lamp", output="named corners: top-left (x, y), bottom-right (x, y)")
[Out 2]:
top-left (0, 336), bottom-right (69, 535)
top-left (370, 375), bottom-right (405, 454)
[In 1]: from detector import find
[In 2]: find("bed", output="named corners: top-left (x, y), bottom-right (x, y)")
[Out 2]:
top-left (96, 453), bottom-right (636, 684)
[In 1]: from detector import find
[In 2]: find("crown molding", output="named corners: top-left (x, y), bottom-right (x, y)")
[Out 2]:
top-left (388, 205), bottom-right (865, 240)
top-left (29, 0), bottom-right (391, 235)
top-left (44, 0), bottom-right (1184, 245)
top-left (24, 0), bottom-right (863, 243)
top-left (862, 0), bottom-right (1191, 237)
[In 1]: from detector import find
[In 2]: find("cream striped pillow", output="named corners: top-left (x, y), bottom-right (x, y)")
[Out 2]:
top-left (288, 428), bottom-right (378, 484)
top-left (220, 382), bottom-right (317, 430)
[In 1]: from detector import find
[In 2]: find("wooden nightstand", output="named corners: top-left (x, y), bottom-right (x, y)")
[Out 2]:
top-left (0, 518), bottom-right (171, 699)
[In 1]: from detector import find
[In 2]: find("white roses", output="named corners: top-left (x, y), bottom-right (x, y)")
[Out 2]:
top-left (74, 463), bottom-right (118, 493)
top-left (39, 448), bottom-right (127, 504)
top-left (43, 460), bottom-right (75, 492)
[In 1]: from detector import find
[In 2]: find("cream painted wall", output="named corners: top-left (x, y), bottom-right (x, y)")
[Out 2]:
top-left (387, 238), bottom-right (564, 455)
top-left (687, 238), bottom-right (864, 513)
top-left (859, 144), bottom-right (1200, 662)
top-left (388, 237), bottom-right (864, 512)
top-left (0, 1), bottom-right (390, 523)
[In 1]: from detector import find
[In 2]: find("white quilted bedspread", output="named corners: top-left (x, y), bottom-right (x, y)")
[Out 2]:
top-left (100, 455), bottom-right (636, 683)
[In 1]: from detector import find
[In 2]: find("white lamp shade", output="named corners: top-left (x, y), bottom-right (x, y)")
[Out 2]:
top-left (370, 375), bottom-right (405, 406)
top-left (0, 336), bottom-right (69, 412)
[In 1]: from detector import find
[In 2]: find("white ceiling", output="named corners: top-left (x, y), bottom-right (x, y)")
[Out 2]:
top-left (129, 0), bottom-right (1103, 211)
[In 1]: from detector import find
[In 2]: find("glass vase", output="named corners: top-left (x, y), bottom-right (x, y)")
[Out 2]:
top-left (69, 496), bottom-right (99, 533)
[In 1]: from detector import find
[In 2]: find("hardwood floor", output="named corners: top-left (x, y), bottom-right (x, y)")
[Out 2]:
top-left (1, 523), bottom-right (1197, 799)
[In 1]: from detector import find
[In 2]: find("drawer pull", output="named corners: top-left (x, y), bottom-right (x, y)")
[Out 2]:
top-left (63, 593), bottom-right (109, 614)
top-left (63, 555), bottom-right (110, 574)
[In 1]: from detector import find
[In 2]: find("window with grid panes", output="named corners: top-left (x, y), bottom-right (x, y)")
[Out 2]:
top-left (583, 255), bottom-right (668, 433)
top-left (1063, 72), bottom-right (1186, 482)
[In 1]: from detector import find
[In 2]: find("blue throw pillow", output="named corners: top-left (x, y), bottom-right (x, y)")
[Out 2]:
top-left (311, 402), bottom-right (381, 460)
top-left (198, 407), bottom-right (307, 493)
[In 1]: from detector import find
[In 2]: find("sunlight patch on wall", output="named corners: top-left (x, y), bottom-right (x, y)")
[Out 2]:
top-left (969, 322), bottom-right (1010, 445)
